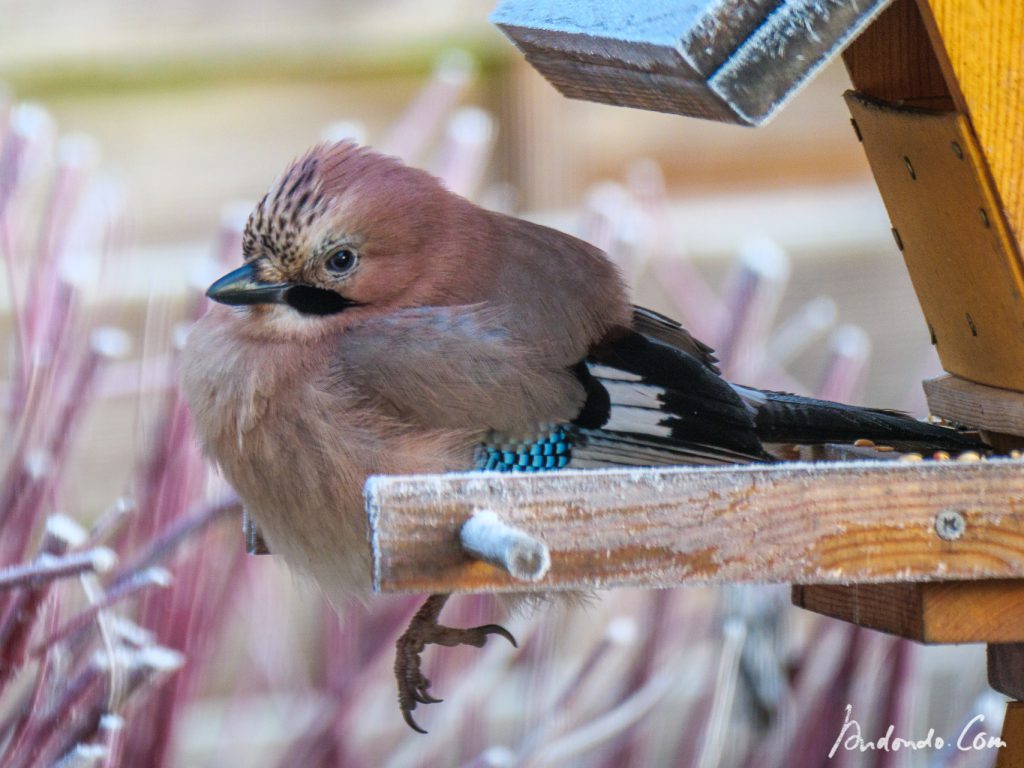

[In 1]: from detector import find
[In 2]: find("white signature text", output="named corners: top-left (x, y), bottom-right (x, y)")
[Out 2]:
top-left (829, 704), bottom-right (1006, 758)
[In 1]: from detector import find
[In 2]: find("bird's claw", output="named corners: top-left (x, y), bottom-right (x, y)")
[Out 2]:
top-left (468, 623), bottom-right (518, 649)
top-left (395, 595), bottom-right (517, 734)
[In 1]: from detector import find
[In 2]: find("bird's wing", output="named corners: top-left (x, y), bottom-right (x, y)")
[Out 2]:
top-left (574, 308), bottom-right (985, 461)
top-left (330, 305), bottom-right (584, 433)
top-left (628, 305), bottom-right (721, 374)
top-left (565, 318), bottom-right (771, 467)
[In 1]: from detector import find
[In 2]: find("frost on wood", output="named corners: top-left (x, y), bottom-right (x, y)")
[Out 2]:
top-left (366, 458), bottom-right (1024, 594)
top-left (491, 0), bottom-right (894, 125)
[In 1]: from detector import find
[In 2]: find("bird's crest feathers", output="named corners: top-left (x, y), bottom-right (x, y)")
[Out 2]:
top-left (242, 141), bottom-right (445, 268)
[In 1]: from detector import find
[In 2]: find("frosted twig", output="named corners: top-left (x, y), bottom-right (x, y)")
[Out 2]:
top-left (0, 548), bottom-right (116, 591)
top-left (30, 568), bottom-right (170, 658)
top-left (109, 498), bottom-right (238, 590)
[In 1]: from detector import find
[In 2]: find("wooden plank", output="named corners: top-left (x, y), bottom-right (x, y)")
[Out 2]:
top-left (793, 580), bottom-right (1024, 643)
top-left (925, 375), bottom-right (1024, 438)
top-left (844, 1), bottom-right (1024, 393)
top-left (841, 0), bottom-right (952, 109)
top-left (366, 458), bottom-right (1024, 594)
top-left (990, 644), bottom-right (1024, 701)
top-left (996, 701), bottom-right (1024, 768)
top-left (844, 0), bottom-right (1024, 253)
top-left (846, 94), bottom-right (1024, 391)
top-left (490, 0), bottom-right (893, 126)
top-left (707, 0), bottom-right (892, 126)
top-left (918, 0), bottom-right (1024, 253)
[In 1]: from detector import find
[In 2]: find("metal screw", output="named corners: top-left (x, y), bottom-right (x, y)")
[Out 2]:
top-left (980, 208), bottom-right (990, 228)
top-left (951, 141), bottom-right (963, 159)
top-left (935, 508), bottom-right (966, 541)
top-left (904, 156), bottom-right (916, 180)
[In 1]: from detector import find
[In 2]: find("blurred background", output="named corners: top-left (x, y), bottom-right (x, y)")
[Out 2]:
top-left (0, 1), bottom-right (1000, 766)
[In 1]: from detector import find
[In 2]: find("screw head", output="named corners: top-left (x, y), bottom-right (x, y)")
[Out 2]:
top-left (935, 508), bottom-right (966, 541)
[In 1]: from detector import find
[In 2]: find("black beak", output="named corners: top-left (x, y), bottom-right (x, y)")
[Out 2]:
top-left (206, 263), bottom-right (291, 306)
top-left (206, 262), bottom-right (360, 316)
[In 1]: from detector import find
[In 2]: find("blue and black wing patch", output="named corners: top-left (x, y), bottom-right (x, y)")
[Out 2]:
top-left (475, 425), bottom-right (573, 472)
top-left (475, 307), bottom-right (771, 472)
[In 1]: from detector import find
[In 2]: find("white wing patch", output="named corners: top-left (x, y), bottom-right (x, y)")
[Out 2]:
top-left (602, 405), bottom-right (672, 437)
top-left (588, 364), bottom-right (643, 382)
top-left (601, 380), bottom-right (668, 409)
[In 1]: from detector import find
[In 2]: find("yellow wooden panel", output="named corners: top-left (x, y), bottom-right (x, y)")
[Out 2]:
top-left (847, 94), bottom-right (1024, 390)
top-left (919, 0), bottom-right (1024, 251)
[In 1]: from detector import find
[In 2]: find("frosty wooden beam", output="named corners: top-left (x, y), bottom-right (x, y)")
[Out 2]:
top-left (366, 458), bottom-right (1024, 594)
top-left (490, 0), bottom-right (893, 126)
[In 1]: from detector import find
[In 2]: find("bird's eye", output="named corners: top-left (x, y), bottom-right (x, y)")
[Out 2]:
top-left (326, 248), bottom-right (357, 274)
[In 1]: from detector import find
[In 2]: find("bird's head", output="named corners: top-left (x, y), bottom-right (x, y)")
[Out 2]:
top-left (206, 141), bottom-right (466, 339)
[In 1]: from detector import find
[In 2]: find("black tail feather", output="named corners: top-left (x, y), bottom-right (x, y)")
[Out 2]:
top-left (749, 390), bottom-right (987, 452)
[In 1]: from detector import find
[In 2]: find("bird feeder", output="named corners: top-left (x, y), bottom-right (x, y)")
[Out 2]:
top-left (257, 0), bottom-right (1024, 754)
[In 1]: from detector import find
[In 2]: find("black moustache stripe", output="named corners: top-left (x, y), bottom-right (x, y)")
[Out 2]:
top-left (284, 285), bottom-right (358, 316)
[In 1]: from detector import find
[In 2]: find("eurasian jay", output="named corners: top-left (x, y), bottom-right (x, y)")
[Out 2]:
top-left (182, 141), bottom-right (984, 732)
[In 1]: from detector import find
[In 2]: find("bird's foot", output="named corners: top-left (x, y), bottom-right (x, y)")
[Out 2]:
top-left (395, 593), bottom-right (517, 734)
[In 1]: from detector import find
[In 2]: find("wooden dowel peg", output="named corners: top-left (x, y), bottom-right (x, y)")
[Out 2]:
top-left (460, 509), bottom-right (550, 582)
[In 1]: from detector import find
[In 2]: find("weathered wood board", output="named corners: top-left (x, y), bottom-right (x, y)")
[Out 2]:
top-left (842, 0), bottom-right (951, 109)
top-left (925, 375), bottom-right (1024, 440)
top-left (491, 0), bottom-right (894, 126)
top-left (793, 580), bottom-right (1024, 643)
top-left (367, 459), bottom-right (1024, 594)
top-left (989, 644), bottom-right (1024, 701)
top-left (846, 94), bottom-right (1024, 391)
top-left (996, 700), bottom-right (1024, 768)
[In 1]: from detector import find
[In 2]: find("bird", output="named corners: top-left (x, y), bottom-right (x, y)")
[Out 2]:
top-left (181, 140), bottom-right (986, 733)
